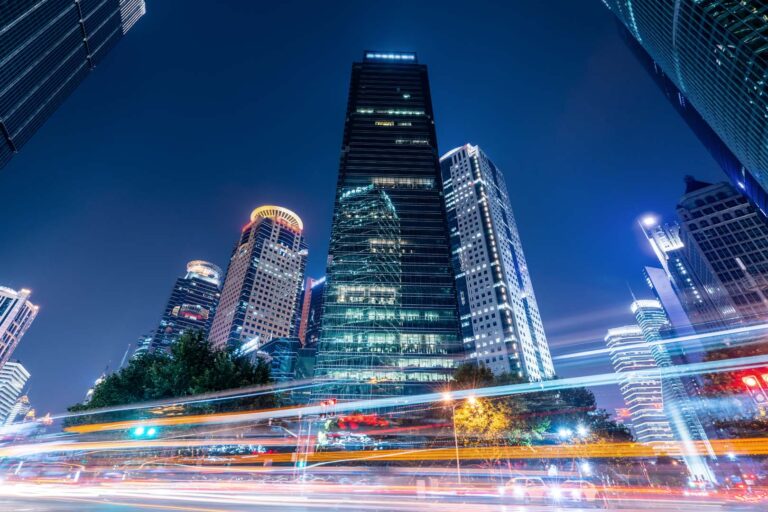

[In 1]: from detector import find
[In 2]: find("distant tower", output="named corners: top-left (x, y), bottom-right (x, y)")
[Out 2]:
top-left (0, 0), bottom-right (146, 169)
top-left (605, 325), bottom-right (674, 446)
top-left (3, 395), bottom-right (31, 426)
top-left (0, 362), bottom-right (30, 424)
top-left (150, 260), bottom-right (223, 352)
top-left (632, 299), bottom-right (715, 483)
top-left (0, 287), bottom-right (39, 370)
top-left (295, 277), bottom-right (325, 347)
top-left (209, 206), bottom-right (307, 351)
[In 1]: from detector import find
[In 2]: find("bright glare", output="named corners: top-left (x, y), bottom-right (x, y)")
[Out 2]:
top-left (441, 392), bottom-right (452, 402)
top-left (132, 426), bottom-right (145, 436)
top-left (641, 215), bottom-right (657, 227)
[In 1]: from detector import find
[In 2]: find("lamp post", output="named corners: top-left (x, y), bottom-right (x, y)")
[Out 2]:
top-left (443, 393), bottom-right (476, 486)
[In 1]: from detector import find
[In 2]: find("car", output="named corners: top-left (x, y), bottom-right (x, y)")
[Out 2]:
top-left (559, 479), bottom-right (606, 506)
top-left (500, 476), bottom-right (552, 503)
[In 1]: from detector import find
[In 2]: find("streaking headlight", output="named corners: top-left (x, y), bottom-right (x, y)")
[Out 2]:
top-left (551, 488), bottom-right (562, 500)
top-left (571, 489), bottom-right (581, 499)
top-left (513, 486), bottom-right (525, 497)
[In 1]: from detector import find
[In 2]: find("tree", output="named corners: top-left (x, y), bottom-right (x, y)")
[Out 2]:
top-left (68, 331), bottom-right (273, 416)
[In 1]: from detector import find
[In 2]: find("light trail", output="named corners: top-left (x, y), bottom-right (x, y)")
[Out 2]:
top-left (63, 352), bottom-right (768, 434)
top-left (553, 322), bottom-right (768, 361)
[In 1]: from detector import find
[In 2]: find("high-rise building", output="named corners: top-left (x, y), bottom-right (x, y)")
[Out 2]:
top-left (3, 395), bottom-right (32, 426)
top-left (639, 212), bottom-right (738, 332)
top-left (295, 277), bottom-right (325, 347)
top-left (149, 260), bottom-right (222, 353)
top-left (313, 51), bottom-right (462, 399)
top-left (616, 23), bottom-right (768, 213)
top-left (605, 325), bottom-right (674, 445)
top-left (209, 206), bottom-right (307, 351)
top-left (632, 299), bottom-right (715, 482)
top-left (440, 144), bottom-right (554, 380)
top-left (0, 287), bottom-right (39, 371)
top-left (676, 177), bottom-right (768, 323)
top-left (0, 361), bottom-right (29, 424)
top-left (604, 1), bottom-right (768, 206)
top-left (0, 0), bottom-right (146, 169)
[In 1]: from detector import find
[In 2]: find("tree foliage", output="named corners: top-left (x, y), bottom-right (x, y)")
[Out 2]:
top-left (68, 331), bottom-right (273, 416)
top-left (446, 363), bottom-right (632, 446)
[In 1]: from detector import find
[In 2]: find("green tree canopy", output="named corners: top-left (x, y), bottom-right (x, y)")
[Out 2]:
top-left (69, 331), bottom-right (272, 414)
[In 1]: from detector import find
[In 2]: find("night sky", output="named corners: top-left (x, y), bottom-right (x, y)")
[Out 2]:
top-left (0, 1), bottom-right (724, 415)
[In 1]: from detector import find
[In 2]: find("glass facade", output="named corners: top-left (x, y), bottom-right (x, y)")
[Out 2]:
top-left (209, 206), bottom-right (307, 351)
top-left (313, 52), bottom-right (462, 400)
top-left (605, 1), bottom-right (768, 205)
top-left (0, 0), bottom-right (145, 168)
top-left (295, 276), bottom-right (325, 347)
top-left (149, 260), bottom-right (222, 353)
top-left (440, 144), bottom-right (554, 380)
top-left (0, 361), bottom-right (29, 425)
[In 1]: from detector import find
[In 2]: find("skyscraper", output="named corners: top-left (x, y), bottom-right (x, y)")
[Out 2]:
top-left (639, 213), bottom-right (738, 332)
top-left (3, 394), bottom-right (32, 426)
top-left (632, 299), bottom-right (715, 482)
top-left (0, 287), bottom-right (39, 371)
top-left (209, 206), bottom-right (307, 351)
top-left (0, 361), bottom-right (30, 424)
top-left (149, 260), bottom-right (222, 353)
top-left (676, 177), bottom-right (768, 323)
top-left (0, 0), bottom-right (146, 169)
top-left (295, 277), bottom-right (325, 347)
top-left (604, 1), bottom-right (768, 206)
top-left (605, 325), bottom-right (674, 445)
top-left (440, 144), bottom-right (554, 380)
top-left (313, 51), bottom-right (462, 399)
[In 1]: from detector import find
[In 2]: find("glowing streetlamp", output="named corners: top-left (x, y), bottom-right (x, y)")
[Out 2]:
top-left (443, 393), bottom-right (475, 485)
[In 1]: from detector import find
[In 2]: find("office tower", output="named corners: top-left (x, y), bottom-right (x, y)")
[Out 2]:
top-left (639, 214), bottom-right (738, 332)
top-left (440, 144), bottom-right (554, 380)
top-left (605, 326), bottom-right (674, 445)
top-left (295, 277), bottom-right (325, 347)
top-left (243, 337), bottom-right (301, 383)
top-left (313, 51), bottom-right (462, 399)
top-left (209, 206), bottom-right (307, 351)
top-left (676, 177), bottom-right (768, 323)
top-left (605, 1), bottom-right (768, 208)
top-left (3, 395), bottom-right (32, 426)
top-left (0, 362), bottom-right (30, 424)
top-left (0, 0), bottom-right (146, 169)
top-left (132, 333), bottom-right (153, 359)
top-left (149, 260), bottom-right (222, 353)
top-left (632, 299), bottom-right (715, 482)
top-left (0, 287), bottom-right (39, 371)
top-left (616, 23), bottom-right (767, 213)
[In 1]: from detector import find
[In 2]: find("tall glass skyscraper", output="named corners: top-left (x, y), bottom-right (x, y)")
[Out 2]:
top-left (149, 260), bottom-right (223, 353)
top-left (295, 277), bottom-right (325, 347)
top-left (209, 206), bottom-right (307, 351)
top-left (0, 0), bottom-right (146, 168)
top-left (313, 51), bottom-right (462, 400)
top-left (0, 287), bottom-right (38, 371)
top-left (604, 1), bottom-right (768, 205)
top-left (440, 144), bottom-right (553, 380)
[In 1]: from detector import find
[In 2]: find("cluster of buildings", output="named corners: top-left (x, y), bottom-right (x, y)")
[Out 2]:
top-left (1, 2), bottom-right (768, 474)
top-left (600, 1), bottom-right (768, 483)
top-left (125, 52), bottom-right (556, 401)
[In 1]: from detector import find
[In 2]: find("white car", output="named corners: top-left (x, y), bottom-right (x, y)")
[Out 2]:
top-left (501, 477), bottom-right (553, 503)
top-left (559, 480), bottom-right (605, 506)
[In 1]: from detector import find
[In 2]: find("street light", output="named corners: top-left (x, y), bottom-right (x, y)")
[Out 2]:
top-left (443, 393), bottom-right (475, 486)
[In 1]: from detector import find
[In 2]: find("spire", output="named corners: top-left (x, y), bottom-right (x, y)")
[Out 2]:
top-left (683, 175), bottom-right (714, 194)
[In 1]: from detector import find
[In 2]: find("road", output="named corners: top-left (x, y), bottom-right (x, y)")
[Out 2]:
top-left (0, 485), bottom-right (763, 512)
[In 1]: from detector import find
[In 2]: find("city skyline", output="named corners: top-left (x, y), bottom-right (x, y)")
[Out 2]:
top-left (0, 1), bottom-right (726, 414)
